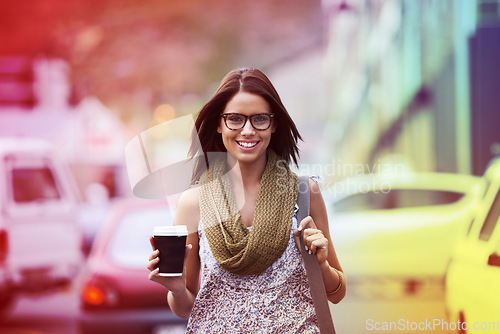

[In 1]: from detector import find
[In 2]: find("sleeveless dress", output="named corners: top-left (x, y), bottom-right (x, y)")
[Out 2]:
top-left (186, 204), bottom-right (320, 333)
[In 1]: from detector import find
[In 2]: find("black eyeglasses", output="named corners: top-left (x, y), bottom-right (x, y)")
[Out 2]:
top-left (220, 113), bottom-right (274, 131)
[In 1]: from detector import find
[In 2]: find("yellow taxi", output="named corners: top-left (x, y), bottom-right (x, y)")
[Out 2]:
top-left (445, 158), bottom-right (500, 333)
top-left (324, 170), bottom-right (484, 297)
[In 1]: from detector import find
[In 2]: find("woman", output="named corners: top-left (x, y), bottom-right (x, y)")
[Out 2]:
top-left (147, 68), bottom-right (346, 333)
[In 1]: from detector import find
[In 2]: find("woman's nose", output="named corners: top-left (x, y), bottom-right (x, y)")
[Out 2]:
top-left (240, 118), bottom-right (255, 135)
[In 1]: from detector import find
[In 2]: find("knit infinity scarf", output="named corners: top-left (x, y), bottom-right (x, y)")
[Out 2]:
top-left (199, 150), bottom-right (299, 276)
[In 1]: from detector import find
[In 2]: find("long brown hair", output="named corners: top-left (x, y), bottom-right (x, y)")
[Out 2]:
top-left (189, 68), bottom-right (302, 183)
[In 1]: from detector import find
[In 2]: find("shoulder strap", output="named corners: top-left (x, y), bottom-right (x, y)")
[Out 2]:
top-left (297, 176), bottom-right (336, 334)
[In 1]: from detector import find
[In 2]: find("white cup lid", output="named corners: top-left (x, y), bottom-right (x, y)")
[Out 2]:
top-left (152, 225), bottom-right (188, 236)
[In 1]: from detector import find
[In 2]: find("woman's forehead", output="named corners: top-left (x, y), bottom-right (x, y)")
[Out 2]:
top-left (224, 92), bottom-right (271, 114)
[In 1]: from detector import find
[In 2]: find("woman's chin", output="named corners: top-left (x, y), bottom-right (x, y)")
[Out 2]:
top-left (230, 149), bottom-right (266, 165)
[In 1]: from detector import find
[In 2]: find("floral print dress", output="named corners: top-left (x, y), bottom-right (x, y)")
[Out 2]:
top-left (186, 205), bottom-right (320, 333)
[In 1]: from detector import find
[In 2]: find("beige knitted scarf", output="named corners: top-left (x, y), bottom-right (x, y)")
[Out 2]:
top-left (199, 150), bottom-right (299, 276)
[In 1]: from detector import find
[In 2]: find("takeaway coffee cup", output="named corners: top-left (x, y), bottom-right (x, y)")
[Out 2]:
top-left (152, 225), bottom-right (188, 276)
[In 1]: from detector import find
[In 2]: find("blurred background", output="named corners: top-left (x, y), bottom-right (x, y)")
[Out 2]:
top-left (1, 0), bottom-right (500, 333)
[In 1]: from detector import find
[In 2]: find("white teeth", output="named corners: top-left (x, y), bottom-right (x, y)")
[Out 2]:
top-left (237, 141), bottom-right (257, 148)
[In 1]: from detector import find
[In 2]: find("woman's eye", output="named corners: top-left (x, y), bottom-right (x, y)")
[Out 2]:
top-left (253, 116), bottom-right (267, 123)
top-left (228, 116), bottom-right (244, 123)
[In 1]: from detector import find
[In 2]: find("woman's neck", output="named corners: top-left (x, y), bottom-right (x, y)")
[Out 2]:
top-left (227, 153), bottom-right (267, 188)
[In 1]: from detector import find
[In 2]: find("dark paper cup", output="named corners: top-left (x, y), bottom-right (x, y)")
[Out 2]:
top-left (152, 225), bottom-right (188, 277)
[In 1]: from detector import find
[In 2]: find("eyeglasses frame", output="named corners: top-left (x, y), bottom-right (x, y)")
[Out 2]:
top-left (220, 113), bottom-right (274, 131)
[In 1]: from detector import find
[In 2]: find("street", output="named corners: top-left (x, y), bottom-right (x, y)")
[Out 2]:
top-left (333, 281), bottom-right (448, 333)
top-left (0, 283), bottom-right (79, 334)
top-left (0, 279), bottom-right (447, 334)
top-left (0, 281), bottom-right (187, 334)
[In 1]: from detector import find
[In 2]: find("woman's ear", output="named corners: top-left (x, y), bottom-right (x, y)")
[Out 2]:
top-left (217, 123), bottom-right (222, 133)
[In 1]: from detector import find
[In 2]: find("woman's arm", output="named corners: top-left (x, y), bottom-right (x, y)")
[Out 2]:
top-left (147, 187), bottom-right (201, 318)
top-left (294, 178), bottom-right (346, 304)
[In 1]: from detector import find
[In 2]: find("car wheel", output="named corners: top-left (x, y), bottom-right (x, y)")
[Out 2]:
top-left (458, 312), bottom-right (467, 334)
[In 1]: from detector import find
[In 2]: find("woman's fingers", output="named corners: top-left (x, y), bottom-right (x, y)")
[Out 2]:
top-left (146, 254), bottom-right (160, 271)
top-left (308, 235), bottom-right (328, 253)
top-left (148, 249), bottom-right (159, 261)
top-left (293, 216), bottom-right (329, 264)
top-left (149, 236), bottom-right (156, 251)
top-left (147, 244), bottom-right (192, 273)
top-left (147, 245), bottom-right (192, 292)
top-left (294, 216), bottom-right (325, 254)
top-left (148, 267), bottom-right (160, 281)
top-left (304, 231), bottom-right (325, 251)
top-left (301, 228), bottom-right (328, 263)
top-left (302, 227), bottom-right (324, 239)
top-left (294, 216), bottom-right (316, 237)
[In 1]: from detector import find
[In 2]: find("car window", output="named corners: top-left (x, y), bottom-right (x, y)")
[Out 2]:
top-left (333, 189), bottom-right (464, 212)
top-left (11, 167), bottom-right (61, 203)
top-left (107, 207), bottom-right (173, 268)
top-left (479, 189), bottom-right (500, 242)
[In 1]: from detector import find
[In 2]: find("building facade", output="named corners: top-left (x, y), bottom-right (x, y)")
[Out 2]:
top-left (322, 0), bottom-right (500, 178)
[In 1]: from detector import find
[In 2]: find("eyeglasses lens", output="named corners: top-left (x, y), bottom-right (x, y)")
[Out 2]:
top-left (225, 114), bottom-right (270, 130)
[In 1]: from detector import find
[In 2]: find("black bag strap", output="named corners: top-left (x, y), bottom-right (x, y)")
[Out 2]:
top-left (297, 176), bottom-right (336, 334)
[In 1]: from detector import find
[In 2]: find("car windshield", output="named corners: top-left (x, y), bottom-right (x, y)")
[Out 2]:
top-left (11, 167), bottom-right (61, 203)
top-left (333, 189), bottom-right (464, 212)
top-left (107, 207), bottom-right (173, 268)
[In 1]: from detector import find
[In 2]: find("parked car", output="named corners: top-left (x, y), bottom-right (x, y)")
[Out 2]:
top-left (324, 172), bottom-right (484, 295)
top-left (0, 137), bottom-right (83, 313)
top-left (445, 158), bottom-right (500, 333)
top-left (78, 198), bottom-right (187, 334)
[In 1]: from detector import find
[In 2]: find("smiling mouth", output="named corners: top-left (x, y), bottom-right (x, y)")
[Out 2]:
top-left (236, 141), bottom-right (259, 148)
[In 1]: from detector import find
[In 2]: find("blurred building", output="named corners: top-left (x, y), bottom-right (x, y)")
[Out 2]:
top-left (321, 0), bottom-right (500, 178)
top-left (265, 34), bottom-right (327, 166)
top-left (0, 56), bottom-right (131, 200)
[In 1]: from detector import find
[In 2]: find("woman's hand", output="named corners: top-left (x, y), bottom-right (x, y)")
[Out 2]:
top-left (147, 236), bottom-right (192, 295)
top-left (293, 216), bottom-right (329, 265)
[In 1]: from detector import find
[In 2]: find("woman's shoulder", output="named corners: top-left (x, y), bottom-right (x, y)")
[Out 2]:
top-left (308, 176), bottom-right (322, 195)
top-left (178, 185), bottom-right (200, 206)
top-left (175, 186), bottom-right (200, 233)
